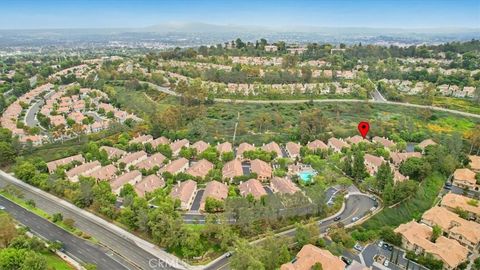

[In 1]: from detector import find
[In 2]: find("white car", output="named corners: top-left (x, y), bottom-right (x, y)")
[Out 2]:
top-left (351, 216), bottom-right (359, 222)
top-left (0, 205), bottom-right (5, 210)
top-left (378, 241), bottom-right (383, 248)
top-left (383, 260), bottom-right (389, 267)
top-left (354, 243), bottom-right (363, 252)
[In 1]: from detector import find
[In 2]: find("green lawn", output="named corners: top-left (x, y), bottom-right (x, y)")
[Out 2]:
top-left (42, 252), bottom-right (75, 270)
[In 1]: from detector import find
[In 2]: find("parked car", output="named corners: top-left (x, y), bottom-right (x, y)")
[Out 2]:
top-left (0, 205), bottom-right (5, 210)
top-left (225, 252), bottom-right (232, 258)
top-left (334, 216), bottom-right (341, 221)
top-left (387, 245), bottom-right (393, 251)
top-left (341, 256), bottom-right (353, 265)
top-left (354, 243), bottom-right (363, 252)
top-left (382, 243), bottom-right (389, 250)
top-left (378, 241), bottom-right (384, 248)
top-left (351, 216), bottom-right (359, 222)
top-left (444, 182), bottom-right (452, 190)
top-left (384, 260), bottom-right (390, 267)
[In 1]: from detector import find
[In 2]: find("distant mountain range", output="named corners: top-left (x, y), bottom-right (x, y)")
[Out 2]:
top-left (0, 22), bottom-right (478, 47)
top-left (139, 22), bottom-right (480, 35)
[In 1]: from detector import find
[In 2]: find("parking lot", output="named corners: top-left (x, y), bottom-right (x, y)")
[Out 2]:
top-left (359, 241), bottom-right (429, 270)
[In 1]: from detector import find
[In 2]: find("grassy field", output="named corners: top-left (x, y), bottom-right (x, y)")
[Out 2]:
top-left (42, 252), bottom-right (75, 270)
top-left (361, 172), bottom-right (445, 231)
top-left (109, 86), bottom-right (480, 145)
top-left (15, 85), bottom-right (480, 165)
top-left (403, 95), bottom-right (480, 115)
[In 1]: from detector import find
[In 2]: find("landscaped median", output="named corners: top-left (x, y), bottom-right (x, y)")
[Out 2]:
top-left (0, 187), bottom-right (98, 242)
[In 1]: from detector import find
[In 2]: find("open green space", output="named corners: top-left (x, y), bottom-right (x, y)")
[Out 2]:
top-left (361, 172), bottom-right (444, 230)
top-left (42, 252), bottom-right (75, 270)
top-left (403, 95), bottom-right (480, 115)
top-left (113, 85), bottom-right (480, 146)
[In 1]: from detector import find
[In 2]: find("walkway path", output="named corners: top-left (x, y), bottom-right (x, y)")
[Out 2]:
top-left (145, 81), bottom-right (480, 119)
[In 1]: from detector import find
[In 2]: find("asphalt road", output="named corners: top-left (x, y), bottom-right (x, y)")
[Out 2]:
top-left (361, 241), bottom-right (429, 270)
top-left (25, 99), bottom-right (43, 127)
top-left (25, 90), bottom-right (54, 127)
top-left (0, 173), bottom-right (183, 270)
top-left (0, 195), bottom-right (128, 270)
top-left (371, 88), bottom-right (387, 102)
top-left (84, 111), bottom-right (105, 122)
top-left (147, 81), bottom-right (480, 119)
top-left (205, 194), bottom-right (377, 270)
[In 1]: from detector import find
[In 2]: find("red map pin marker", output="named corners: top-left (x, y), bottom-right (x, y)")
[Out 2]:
top-left (358, 121), bottom-right (370, 138)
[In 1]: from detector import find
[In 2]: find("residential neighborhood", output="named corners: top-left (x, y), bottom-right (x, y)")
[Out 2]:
top-left (0, 2), bottom-right (479, 270)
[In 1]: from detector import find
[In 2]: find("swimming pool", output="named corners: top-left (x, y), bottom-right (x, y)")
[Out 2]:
top-left (298, 170), bottom-right (317, 183)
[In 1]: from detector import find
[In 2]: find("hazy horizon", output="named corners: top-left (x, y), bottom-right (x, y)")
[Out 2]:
top-left (1, 0), bottom-right (479, 30)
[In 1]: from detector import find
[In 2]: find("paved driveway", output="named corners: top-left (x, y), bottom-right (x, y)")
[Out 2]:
top-left (190, 189), bottom-right (204, 211)
top-left (360, 242), bottom-right (429, 270)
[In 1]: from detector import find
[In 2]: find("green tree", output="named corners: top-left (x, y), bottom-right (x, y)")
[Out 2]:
top-left (352, 151), bottom-right (367, 180)
top-left (179, 147), bottom-right (196, 160)
top-left (156, 144), bottom-right (173, 158)
top-left (376, 162), bottom-right (394, 190)
top-left (431, 225), bottom-right (442, 243)
top-left (13, 162), bottom-right (37, 182)
top-left (294, 223), bottom-right (311, 247)
top-left (52, 213), bottom-right (63, 223)
top-left (119, 207), bottom-right (138, 230)
top-left (298, 109), bottom-right (329, 143)
top-left (379, 227), bottom-right (402, 246)
top-left (199, 147), bottom-right (219, 163)
top-left (221, 151), bottom-right (234, 162)
top-left (119, 184), bottom-right (137, 198)
top-left (399, 157), bottom-right (431, 180)
top-left (20, 251), bottom-right (47, 270)
top-left (0, 142), bottom-right (15, 166)
top-left (230, 239), bottom-right (265, 270)
top-left (205, 197), bottom-right (224, 213)
top-left (0, 248), bottom-right (26, 270)
top-left (0, 214), bottom-right (18, 248)
top-left (63, 218), bottom-right (75, 228)
top-left (342, 154), bottom-right (353, 177)
top-left (383, 182), bottom-right (395, 205)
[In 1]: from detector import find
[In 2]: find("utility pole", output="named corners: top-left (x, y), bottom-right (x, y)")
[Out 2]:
top-left (232, 112), bottom-right (240, 145)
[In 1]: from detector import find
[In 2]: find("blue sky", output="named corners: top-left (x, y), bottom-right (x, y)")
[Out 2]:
top-left (1, 0), bottom-right (479, 29)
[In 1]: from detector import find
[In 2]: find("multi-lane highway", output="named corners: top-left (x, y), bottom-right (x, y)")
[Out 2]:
top-left (0, 169), bottom-right (377, 270)
top-left (0, 171), bottom-right (186, 270)
top-left (0, 195), bottom-right (130, 270)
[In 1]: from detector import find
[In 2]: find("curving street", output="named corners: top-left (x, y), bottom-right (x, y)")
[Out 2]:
top-left (0, 167), bottom-right (378, 270)
top-left (205, 193), bottom-right (377, 270)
